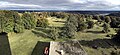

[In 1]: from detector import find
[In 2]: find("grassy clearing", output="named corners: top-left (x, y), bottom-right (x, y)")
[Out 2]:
top-left (8, 30), bottom-right (52, 55)
top-left (75, 24), bottom-right (116, 40)
top-left (76, 24), bottom-right (117, 55)
top-left (47, 17), bottom-right (66, 27)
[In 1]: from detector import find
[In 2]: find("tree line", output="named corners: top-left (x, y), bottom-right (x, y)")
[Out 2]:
top-left (1, 10), bottom-right (120, 40)
top-left (0, 10), bottom-right (49, 33)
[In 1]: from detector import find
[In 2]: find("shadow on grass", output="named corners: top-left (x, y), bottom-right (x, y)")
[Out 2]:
top-left (31, 41), bottom-right (50, 55)
top-left (0, 32), bottom-right (11, 55)
top-left (53, 20), bottom-right (66, 23)
top-left (86, 30), bottom-right (103, 34)
top-left (32, 30), bottom-right (49, 38)
top-left (79, 39), bottom-right (120, 49)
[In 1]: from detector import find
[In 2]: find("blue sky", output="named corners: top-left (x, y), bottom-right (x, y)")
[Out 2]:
top-left (0, 0), bottom-right (120, 10)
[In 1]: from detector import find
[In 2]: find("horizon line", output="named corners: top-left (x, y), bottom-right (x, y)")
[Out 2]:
top-left (1, 9), bottom-right (120, 11)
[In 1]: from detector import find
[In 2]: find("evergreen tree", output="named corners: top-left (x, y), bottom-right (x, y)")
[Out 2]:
top-left (13, 12), bottom-right (24, 33)
top-left (63, 22), bottom-right (76, 38)
top-left (67, 15), bottom-right (78, 31)
top-left (62, 15), bottom-right (77, 38)
top-left (76, 15), bottom-right (88, 31)
top-left (103, 22), bottom-right (110, 33)
top-left (22, 12), bottom-right (36, 29)
top-left (1, 11), bottom-right (14, 33)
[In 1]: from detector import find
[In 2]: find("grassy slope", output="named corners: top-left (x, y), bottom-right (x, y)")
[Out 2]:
top-left (8, 30), bottom-right (52, 55)
top-left (76, 24), bottom-right (117, 55)
top-left (76, 25), bottom-right (116, 40)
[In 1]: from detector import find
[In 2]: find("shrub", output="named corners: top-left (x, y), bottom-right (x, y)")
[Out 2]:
top-left (36, 18), bottom-right (49, 28)
top-left (49, 27), bottom-right (59, 40)
top-left (13, 24), bottom-right (24, 33)
top-left (77, 22), bottom-right (88, 31)
top-left (87, 21), bottom-right (94, 29)
top-left (102, 22), bottom-right (110, 33)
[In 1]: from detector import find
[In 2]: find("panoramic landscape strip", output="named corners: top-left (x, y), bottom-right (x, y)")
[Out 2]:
top-left (0, 10), bottom-right (120, 55)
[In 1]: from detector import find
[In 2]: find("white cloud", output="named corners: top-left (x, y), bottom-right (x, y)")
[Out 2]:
top-left (105, 0), bottom-right (120, 5)
top-left (0, 1), bottom-right (42, 9)
top-left (0, 0), bottom-right (120, 10)
top-left (69, 0), bottom-right (86, 3)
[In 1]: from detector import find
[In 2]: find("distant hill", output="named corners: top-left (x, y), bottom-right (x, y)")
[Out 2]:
top-left (66, 11), bottom-right (116, 15)
top-left (11, 10), bottom-right (120, 15)
top-left (107, 12), bottom-right (120, 17)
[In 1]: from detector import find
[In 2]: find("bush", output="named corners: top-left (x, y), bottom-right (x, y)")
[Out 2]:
top-left (102, 22), bottom-right (110, 33)
top-left (13, 24), bottom-right (24, 33)
top-left (77, 22), bottom-right (88, 31)
top-left (49, 27), bottom-right (59, 40)
top-left (36, 18), bottom-right (49, 28)
top-left (87, 21), bottom-right (94, 29)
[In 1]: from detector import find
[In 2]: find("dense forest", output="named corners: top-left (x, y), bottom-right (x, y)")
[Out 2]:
top-left (0, 11), bottom-right (48, 33)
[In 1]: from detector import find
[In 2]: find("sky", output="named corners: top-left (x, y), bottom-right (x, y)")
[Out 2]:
top-left (0, 0), bottom-right (120, 10)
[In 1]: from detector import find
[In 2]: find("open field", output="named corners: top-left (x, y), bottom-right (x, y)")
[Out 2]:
top-left (8, 30), bottom-right (52, 55)
top-left (47, 17), bottom-right (66, 27)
